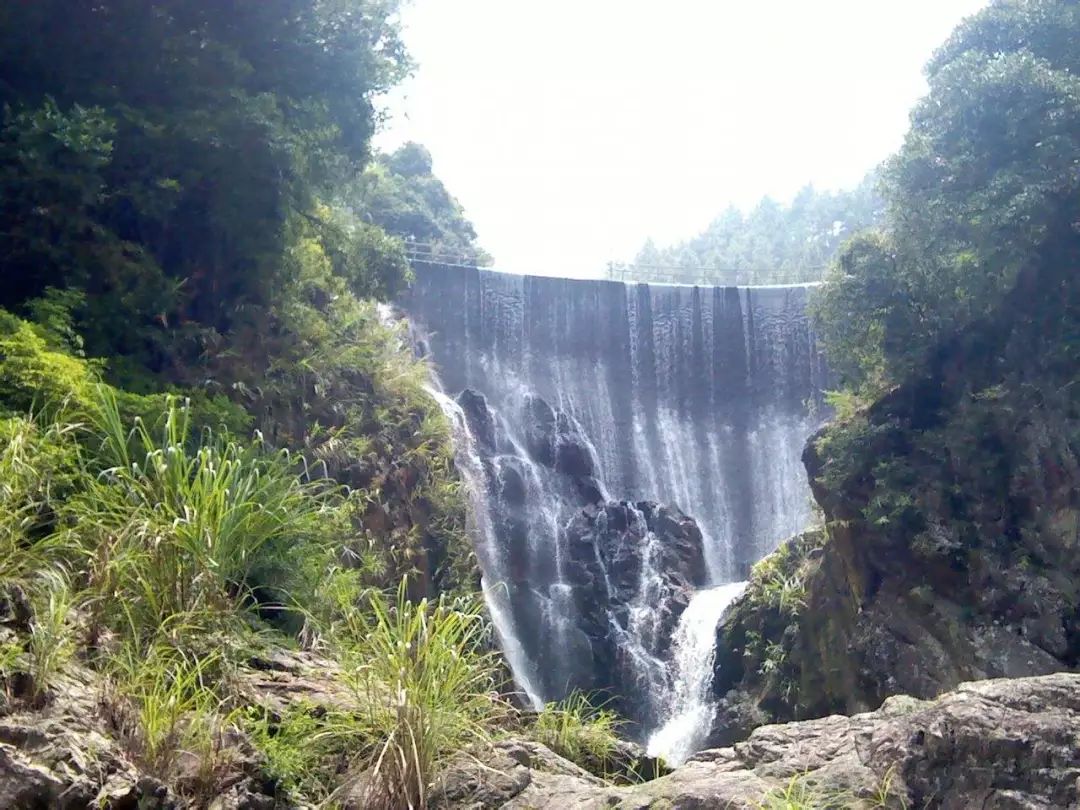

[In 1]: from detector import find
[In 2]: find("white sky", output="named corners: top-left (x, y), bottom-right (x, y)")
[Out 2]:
top-left (375, 0), bottom-right (988, 278)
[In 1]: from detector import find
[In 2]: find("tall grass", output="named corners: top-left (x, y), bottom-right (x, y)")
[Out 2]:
top-left (74, 388), bottom-right (334, 644)
top-left (106, 641), bottom-right (236, 798)
top-left (27, 570), bottom-right (76, 702)
top-left (532, 692), bottom-right (622, 776)
top-left (0, 414), bottom-right (80, 590)
top-left (332, 580), bottom-right (503, 810)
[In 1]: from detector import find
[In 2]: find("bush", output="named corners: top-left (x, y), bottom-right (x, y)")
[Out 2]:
top-left (531, 692), bottom-right (622, 777)
top-left (331, 580), bottom-right (503, 809)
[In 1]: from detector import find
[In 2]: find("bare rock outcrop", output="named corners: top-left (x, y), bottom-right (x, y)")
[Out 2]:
top-left (439, 673), bottom-right (1080, 809)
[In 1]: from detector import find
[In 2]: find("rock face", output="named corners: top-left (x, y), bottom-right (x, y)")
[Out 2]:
top-left (562, 501), bottom-right (707, 727)
top-left (439, 673), bottom-right (1080, 809)
top-left (453, 388), bottom-right (706, 727)
top-left (708, 256), bottom-right (1080, 738)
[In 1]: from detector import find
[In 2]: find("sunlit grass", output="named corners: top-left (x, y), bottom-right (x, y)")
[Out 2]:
top-left (531, 692), bottom-right (622, 777)
top-left (74, 387), bottom-right (335, 645)
top-left (330, 580), bottom-right (505, 809)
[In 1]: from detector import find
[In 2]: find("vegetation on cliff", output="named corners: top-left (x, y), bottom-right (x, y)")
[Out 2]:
top-left (0, 1), bottom-right (616, 807)
top-left (717, 0), bottom-right (1080, 740)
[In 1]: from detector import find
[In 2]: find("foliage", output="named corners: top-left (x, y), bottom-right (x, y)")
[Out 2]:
top-left (73, 389), bottom-right (338, 645)
top-left (26, 571), bottom-right (77, 703)
top-left (756, 774), bottom-right (853, 810)
top-left (330, 581), bottom-right (504, 809)
top-left (106, 642), bottom-right (235, 799)
top-left (0, 414), bottom-right (81, 587)
top-left (0, 0), bottom-right (411, 364)
top-left (243, 704), bottom-right (349, 801)
top-left (813, 0), bottom-right (1080, 392)
top-left (619, 176), bottom-right (882, 285)
top-left (0, 2), bottom-right (486, 804)
top-left (350, 142), bottom-right (491, 266)
top-left (531, 692), bottom-right (622, 777)
top-left (746, 534), bottom-right (823, 620)
top-left (757, 769), bottom-right (906, 809)
top-left (202, 231), bottom-right (473, 594)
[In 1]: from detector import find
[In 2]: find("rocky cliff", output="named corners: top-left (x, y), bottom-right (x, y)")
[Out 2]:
top-left (710, 248), bottom-right (1080, 738)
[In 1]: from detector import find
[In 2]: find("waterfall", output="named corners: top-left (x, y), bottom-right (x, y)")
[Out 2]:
top-left (645, 581), bottom-right (748, 765)
top-left (401, 264), bottom-right (826, 757)
top-left (424, 383), bottom-right (546, 710)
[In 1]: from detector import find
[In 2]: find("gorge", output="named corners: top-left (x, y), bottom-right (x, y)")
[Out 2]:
top-left (400, 263), bottom-right (829, 762)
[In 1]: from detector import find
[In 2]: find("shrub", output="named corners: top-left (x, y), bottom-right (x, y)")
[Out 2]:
top-left (531, 692), bottom-right (622, 777)
top-left (331, 580), bottom-right (503, 810)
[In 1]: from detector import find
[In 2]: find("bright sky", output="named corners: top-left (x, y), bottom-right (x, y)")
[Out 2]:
top-left (376, 0), bottom-right (988, 278)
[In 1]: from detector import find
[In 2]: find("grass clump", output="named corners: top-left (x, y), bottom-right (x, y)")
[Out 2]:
top-left (73, 388), bottom-right (336, 645)
top-left (0, 414), bottom-right (80, 591)
top-left (757, 774), bottom-right (853, 809)
top-left (243, 705), bottom-right (343, 800)
top-left (26, 571), bottom-right (77, 703)
top-left (330, 580), bottom-right (504, 810)
top-left (757, 770), bottom-right (907, 810)
top-left (531, 692), bottom-right (622, 776)
top-left (103, 642), bottom-right (251, 803)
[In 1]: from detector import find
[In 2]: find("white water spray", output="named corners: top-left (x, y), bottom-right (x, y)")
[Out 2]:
top-left (646, 581), bottom-right (748, 766)
top-left (424, 384), bottom-right (546, 711)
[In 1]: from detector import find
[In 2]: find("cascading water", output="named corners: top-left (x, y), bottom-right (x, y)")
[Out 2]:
top-left (401, 264), bottom-right (826, 761)
top-left (423, 383), bottom-right (546, 710)
top-left (646, 581), bottom-right (748, 765)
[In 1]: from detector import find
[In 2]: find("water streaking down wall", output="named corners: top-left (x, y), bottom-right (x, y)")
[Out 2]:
top-left (402, 264), bottom-right (826, 760)
top-left (403, 264), bottom-right (827, 580)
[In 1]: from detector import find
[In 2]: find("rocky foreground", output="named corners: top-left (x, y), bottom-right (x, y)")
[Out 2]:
top-left (439, 673), bottom-right (1080, 810)
top-left (2, 634), bottom-right (1078, 809)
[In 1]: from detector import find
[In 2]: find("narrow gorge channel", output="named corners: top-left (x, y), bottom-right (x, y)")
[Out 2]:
top-left (400, 264), bottom-right (828, 764)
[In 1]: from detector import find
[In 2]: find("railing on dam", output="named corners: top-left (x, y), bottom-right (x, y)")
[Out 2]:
top-left (604, 261), bottom-right (826, 287)
top-left (402, 246), bottom-right (826, 287)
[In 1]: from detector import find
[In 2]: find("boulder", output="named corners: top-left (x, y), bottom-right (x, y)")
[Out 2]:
top-left (439, 673), bottom-right (1080, 809)
top-left (561, 501), bottom-right (708, 727)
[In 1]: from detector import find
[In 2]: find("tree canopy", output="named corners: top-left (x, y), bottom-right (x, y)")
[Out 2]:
top-left (0, 0), bottom-right (414, 368)
top-left (616, 177), bottom-right (882, 286)
top-left (348, 142), bottom-right (491, 266)
top-left (813, 0), bottom-right (1080, 391)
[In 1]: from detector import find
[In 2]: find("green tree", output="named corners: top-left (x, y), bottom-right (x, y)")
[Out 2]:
top-left (0, 0), bottom-right (410, 364)
top-left (622, 176), bottom-right (882, 285)
top-left (349, 142), bottom-right (491, 266)
top-left (814, 0), bottom-right (1080, 391)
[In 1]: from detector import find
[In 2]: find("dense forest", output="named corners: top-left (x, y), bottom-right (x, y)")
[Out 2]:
top-left (609, 176), bottom-right (882, 285)
top-left (2, 0), bottom-right (1080, 808)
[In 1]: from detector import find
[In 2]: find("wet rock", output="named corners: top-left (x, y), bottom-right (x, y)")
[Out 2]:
top-left (440, 673), bottom-right (1080, 810)
top-left (573, 475), bottom-right (605, 505)
top-left (520, 394), bottom-right (557, 467)
top-left (458, 388), bottom-right (497, 452)
top-left (561, 501), bottom-right (707, 727)
top-left (519, 394), bottom-right (597, 486)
